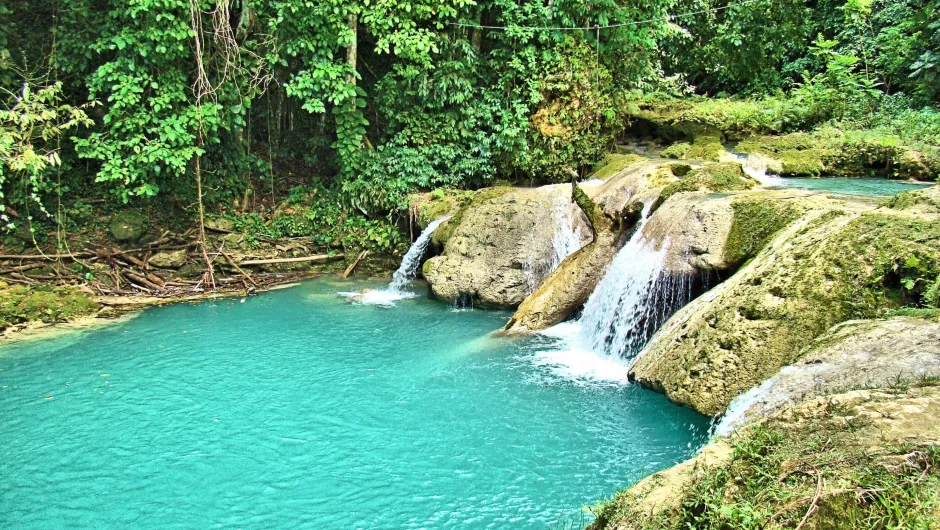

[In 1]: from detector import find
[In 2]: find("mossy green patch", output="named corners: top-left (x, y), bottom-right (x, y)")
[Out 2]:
top-left (657, 162), bottom-right (757, 207)
top-left (589, 154), bottom-right (647, 180)
top-left (737, 129), bottom-right (940, 180)
top-left (432, 187), bottom-right (514, 246)
top-left (661, 142), bottom-right (691, 159)
top-left (883, 186), bottom-right (940, 214)
top-left (724, 199), bottom-right (803, 267)
top-left (0, 284), bottom-right (99, 332)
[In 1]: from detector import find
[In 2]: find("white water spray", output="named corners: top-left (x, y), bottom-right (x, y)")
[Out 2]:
top-left (340, 216), bottom-right (450, 306)
top-left (389, 216), bottom-right (451, 293)
top-left (731, 153), bottom-right (782, 187)
top-left (524, 199), bottom-right (588, 293)
top-left (532, 203), bottom-right (698, 383)
top-left (577, 206), bottom-right (694, 361)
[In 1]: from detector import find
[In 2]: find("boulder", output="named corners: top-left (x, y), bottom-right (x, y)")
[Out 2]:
top-left (110, 211), bottom-right (149, 243)
top-left (630, 209), bottom-right (940, 416)
top-left (422, 186), bottom-right (590, 308)
top-left (883, 185), bottom-right (940, 214)
top-left (716, 317), bottom-right (940, 435)
top-left (149, 249), bottom-right (189, 269)
top-left (205, 216), bottom-right (235, 232)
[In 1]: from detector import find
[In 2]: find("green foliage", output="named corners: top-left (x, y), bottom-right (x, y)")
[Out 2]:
top-left (232, 185), bottom-right (407, 253)
top-left (0, 82), bottom-right (92, 230)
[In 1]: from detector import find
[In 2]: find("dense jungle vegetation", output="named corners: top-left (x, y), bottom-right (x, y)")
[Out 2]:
top-left (1, 0), bottom-right (938, 257)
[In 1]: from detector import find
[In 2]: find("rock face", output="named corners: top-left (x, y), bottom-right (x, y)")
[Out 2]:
top-left (110, 211), bottom-right (149, 243)
top-left (630, 209), bottom-right (940, 416)
top-left (884, 185), bottom-right (940, 214)
top-left (716, 317), bottom-right (940, 435)
top-left (148, 249), bottom-right (189, 269)
top-left (504, 161), bottom-right (680, 332)
top-left (421, 185), bottom-right (590, 308)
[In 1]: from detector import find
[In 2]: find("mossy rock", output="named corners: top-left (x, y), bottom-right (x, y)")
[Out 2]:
top-left (657, 162), bottom-right (757, 207)
top-left (883, 185), bottom-right (940, 214)
top-left (737, 130), bottom-right (940, 180)
top-left (685, 135), bottom-right (726, 161)
top-left (410, 189), bottom-right (474, 229)
top-left (631, 210), bottom-right (940, 416)
top-left (0, 285), bottom-right (99, 332)
top-left (723, 198), bottom-right (804, 267)
top-left (661, 142), bottom-right (691, 159)
top-left (589, 154), bottom-right (647, 180)
top-left (592, 385), bottom-right (940, 530)
top-left (110, 210), bottom-right (149, 243)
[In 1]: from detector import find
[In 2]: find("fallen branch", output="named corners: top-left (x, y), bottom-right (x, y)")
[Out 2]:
top-left (217, 247), bottom-right (259, 288)
top-left (239, 254), bottom-right (343, 266)
top-left (342, 250), bottom-right (369, 279)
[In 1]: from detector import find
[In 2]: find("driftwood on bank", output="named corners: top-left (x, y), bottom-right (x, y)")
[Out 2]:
top-left (239, 254), bottom-right (343, 266)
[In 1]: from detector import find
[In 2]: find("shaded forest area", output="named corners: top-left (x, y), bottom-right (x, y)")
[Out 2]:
top-left (1, 0), bottom-right (938, 258)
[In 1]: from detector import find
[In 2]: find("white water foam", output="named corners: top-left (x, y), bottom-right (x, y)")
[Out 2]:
top-left (528, 201), bottom-right (702, 385)
top-left (530, 322), bottom-right (630, 385)
top-left (340, 215), bottom-right (451, 307)
top-left (731, 153), bottom-right (783, 187)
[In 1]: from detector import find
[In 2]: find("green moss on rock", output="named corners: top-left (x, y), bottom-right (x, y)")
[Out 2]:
top-left (590, 154), bottom-right (647, 180)
top-left (661, 142), bottom-right (691, 159)
top-left (883, 185), bottom-right (940, 214)
top-left (724, 199), bottom-right (803, 267)
top-left (630, 211), bottom-right (940, 416)
top-left (0, 284), bottom-right (99, 332)
top-left (657, 162), bottom-right (757, 207)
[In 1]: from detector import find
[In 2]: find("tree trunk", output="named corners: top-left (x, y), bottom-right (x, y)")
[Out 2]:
top-left (346, 12), bottom-right (358, 86)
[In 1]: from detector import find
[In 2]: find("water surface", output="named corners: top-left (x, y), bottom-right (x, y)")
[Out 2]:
top-left (772, 177), bottom-right (931, 196)
top-left (0, 280), bottom-right (707, 529)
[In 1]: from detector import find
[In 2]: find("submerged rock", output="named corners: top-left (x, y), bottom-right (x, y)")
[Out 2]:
top-left (716, 317), bottom-right (940, 435)
top-left (421, 185), bottom-right (590, 308)
top-left (630, 209), bottom-right (940, 416)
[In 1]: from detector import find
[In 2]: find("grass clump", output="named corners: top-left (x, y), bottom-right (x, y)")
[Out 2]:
top-left (0, 283), bottom-right (99, 332)
top-left (591, 390), bottom-right (940, 530)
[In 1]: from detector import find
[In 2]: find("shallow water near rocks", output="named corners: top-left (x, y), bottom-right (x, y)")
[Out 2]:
top-left (0, 279), bottom-right (708, 529)
top-left (773, 177), bottom-right (931, 196)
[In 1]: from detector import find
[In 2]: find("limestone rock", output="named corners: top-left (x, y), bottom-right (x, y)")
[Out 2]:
top-left (205, 216), bottom-right (235, 232)
top-left (630, 209), bottom-right (940, 416)
top-left (149, 249), bottom-right (189, 269)
top-left (421, 186), bottom-right (590, 308)
top-left (109, 211), bottom-right (149, 243)
top-left (716, 317), bottom-right (940, 435)
top-left (884, 185), bottom-right (940, 214)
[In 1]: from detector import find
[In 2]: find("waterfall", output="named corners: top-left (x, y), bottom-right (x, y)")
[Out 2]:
top-left (531, 204), bottom-right (698, 383)
top-left (576, 207), bottom-right (694, 361)
top-left (339, 216), bottom-right (450, 306)
top-left (389, 216), bottom-right (451, 293)
top-left (524, 199), bottom-right (587, 293)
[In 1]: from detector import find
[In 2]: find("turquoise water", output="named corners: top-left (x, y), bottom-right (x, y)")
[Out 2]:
top-left (773, 177), bottom-right (931, 196)
top-left (0, 279), bottom-right (708, 529)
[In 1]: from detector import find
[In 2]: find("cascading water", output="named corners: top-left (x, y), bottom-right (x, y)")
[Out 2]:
top-left (576, 207), bottom-right (694, 361)
top-left (389, 215), bottom-right (451, 293)
top-left (340, 215), bottom-right (450, 306)
top-left (531, 204), bottom-right (697, 383)
top-left (731, 153), bottom-right (782, 187)
top-left (524, 199), bottom-right (587, 293)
